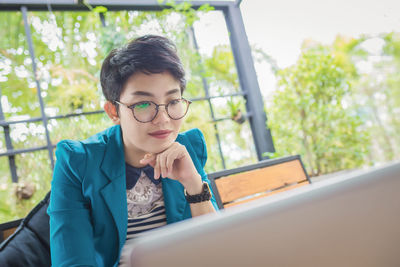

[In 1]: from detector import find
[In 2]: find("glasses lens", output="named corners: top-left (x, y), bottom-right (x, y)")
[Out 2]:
top-left (133, 101), bottom-right (157, 122)
top-left (167, 99), bottom-right (189, 119)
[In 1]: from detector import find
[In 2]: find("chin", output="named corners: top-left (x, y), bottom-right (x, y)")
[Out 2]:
top-left (147, 139), bottom-right (175, 154)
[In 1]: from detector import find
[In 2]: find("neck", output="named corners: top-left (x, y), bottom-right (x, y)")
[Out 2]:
top-left (123, 138), bottom-right (147, 168)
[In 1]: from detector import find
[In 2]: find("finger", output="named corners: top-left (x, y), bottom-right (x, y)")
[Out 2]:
top-left (176, 144), bottom-right (187, 159)
top-left (158, 144), bottom-right (178, 178)
top-left (146, 158), bottom-right (157, 168)
top-left (154, 155), bottom-right (161, 180)
top-left (158, 152), bottom-right (168, 178)
top-left (166, 153), bottom-right (174, 177)
top-left (140, 153), bottom-right (155, 165)
top-left (166, 146), bottom-right (181, 177)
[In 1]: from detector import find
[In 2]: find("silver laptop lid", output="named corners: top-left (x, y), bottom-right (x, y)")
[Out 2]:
top-left (126, 162), bottom-right (400, 267)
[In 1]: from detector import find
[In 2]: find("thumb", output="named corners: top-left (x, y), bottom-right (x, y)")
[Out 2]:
top-left (140, 153), bottom-right (156, 167)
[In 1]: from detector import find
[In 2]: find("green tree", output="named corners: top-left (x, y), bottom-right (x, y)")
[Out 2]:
top-left (268, 44), bottom-right (370, 176)
top-left (342, 33), bottom-right (400, 162)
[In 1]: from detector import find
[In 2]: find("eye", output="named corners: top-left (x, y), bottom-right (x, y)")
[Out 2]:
top-left (134, 101), bottom-right (152, 110)
top-left (169, 99), bottom-right (181, 106)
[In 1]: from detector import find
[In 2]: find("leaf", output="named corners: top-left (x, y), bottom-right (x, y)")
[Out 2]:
top-left (92, 6), bottom-right (108, 13)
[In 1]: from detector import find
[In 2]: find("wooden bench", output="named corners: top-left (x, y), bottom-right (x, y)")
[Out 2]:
top-left (0, 219), bottom-right (23, 244)
top-left (208, 155), bottom-right (311, 209)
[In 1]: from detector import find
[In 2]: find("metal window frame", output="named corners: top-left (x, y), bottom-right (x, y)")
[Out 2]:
top-left (0, 0), bottom-right (275, 182)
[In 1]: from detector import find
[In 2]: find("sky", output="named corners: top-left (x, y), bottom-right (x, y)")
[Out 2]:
top-left (193, 0), bottom-right (400, 99)
top-left (240, 0), bottom-right (400, 68)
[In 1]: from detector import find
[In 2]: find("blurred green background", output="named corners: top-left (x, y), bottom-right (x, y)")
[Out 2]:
top-left (1, 2), bottom-right (399, 221)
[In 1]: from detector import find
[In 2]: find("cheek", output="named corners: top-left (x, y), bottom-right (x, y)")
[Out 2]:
top-left (123, 123), bottom-right (153, 152)
top-left (120, 114), bottom-right (145, 140)
top-left (173, 118), bottom-right (183, 131)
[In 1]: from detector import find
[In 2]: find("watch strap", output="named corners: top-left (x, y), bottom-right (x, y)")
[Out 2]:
top-left (184, 182), bottom-right (212, 203)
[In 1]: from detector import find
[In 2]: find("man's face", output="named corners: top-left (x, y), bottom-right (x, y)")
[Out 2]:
top-left (117, 71), bottom-right (184, 159)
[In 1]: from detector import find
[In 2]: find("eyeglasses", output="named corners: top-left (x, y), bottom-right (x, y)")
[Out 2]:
top-left (115, 98), bottom-right (192, 123)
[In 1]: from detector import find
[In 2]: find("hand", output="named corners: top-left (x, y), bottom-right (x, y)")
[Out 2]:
top-left (139, 142), bottom-right (203, 193)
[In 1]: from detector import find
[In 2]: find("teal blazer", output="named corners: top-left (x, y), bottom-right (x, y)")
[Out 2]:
top-left (47, 125), bottom-right (218, 267)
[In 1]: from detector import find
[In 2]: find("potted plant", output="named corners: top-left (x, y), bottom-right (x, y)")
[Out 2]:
top-left (227, 97), bottom-right (245, 124)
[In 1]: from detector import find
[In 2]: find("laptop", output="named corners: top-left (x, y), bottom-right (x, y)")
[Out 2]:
top-left (123, 162), bottom-right (400, 267)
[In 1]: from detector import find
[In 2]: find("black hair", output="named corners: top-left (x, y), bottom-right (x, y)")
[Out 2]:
top-left (100, 35), bottom-right (186, 103)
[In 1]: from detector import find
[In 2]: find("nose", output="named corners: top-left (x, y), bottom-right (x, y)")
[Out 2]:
top-left (152, 105), bottom-right (170, 124)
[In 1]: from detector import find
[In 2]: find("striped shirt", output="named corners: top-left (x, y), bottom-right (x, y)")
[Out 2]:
top-left (125, 170), bottom-right (167, 240)
top-left (126, 200), bottom-right (166, 239)
top-left (119, 169), bottom-right (167, 266)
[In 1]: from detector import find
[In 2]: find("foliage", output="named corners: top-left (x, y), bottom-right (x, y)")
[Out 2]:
top-left (226, 97), bottom-right (242, 117)
top-left (352, 32), bottom-right (400, 161)
top-left (268, 44), bottom-right (370, 176)
top-left (1, 1), bottom-right (399, 222)
top-left (204, 45), bottom-right (239, 94)
top-left (202, 44), bottom-right (255, 167)
top-left (264, 33), bottom-right (400, 175)
top-left (0, 2), bottom-right (257, 222)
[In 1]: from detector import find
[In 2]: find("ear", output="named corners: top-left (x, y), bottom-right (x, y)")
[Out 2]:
top-left (104, 101), bottom-right (120, 125)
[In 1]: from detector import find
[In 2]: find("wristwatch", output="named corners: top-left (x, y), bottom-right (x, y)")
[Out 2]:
top-left (184, 182), bottom-right (212, 203)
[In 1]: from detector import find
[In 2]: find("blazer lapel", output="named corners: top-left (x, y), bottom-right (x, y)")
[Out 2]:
top-left (99, 126), bottom-right (127, 251)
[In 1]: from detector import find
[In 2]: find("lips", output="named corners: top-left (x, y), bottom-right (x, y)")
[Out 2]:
top-left (148, 130), bottom-right (172, 139)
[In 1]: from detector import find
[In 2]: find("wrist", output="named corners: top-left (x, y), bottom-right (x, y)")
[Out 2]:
top-left (184, 181), bottom-right (212, 204)
top-left (182, 174), bottom-right (203, 195)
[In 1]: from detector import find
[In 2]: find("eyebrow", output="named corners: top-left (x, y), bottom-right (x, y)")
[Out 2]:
top-left (131, 89), bottom-right (180, 97)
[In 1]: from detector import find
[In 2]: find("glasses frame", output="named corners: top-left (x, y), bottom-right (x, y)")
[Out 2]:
top-left (114, 98), bottom-right (192, 123)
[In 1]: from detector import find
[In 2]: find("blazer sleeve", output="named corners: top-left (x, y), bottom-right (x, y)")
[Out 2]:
top-left (47, 140), bottom-right (96, 267)
top-left (186, 128), bottom-right (219, 211)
